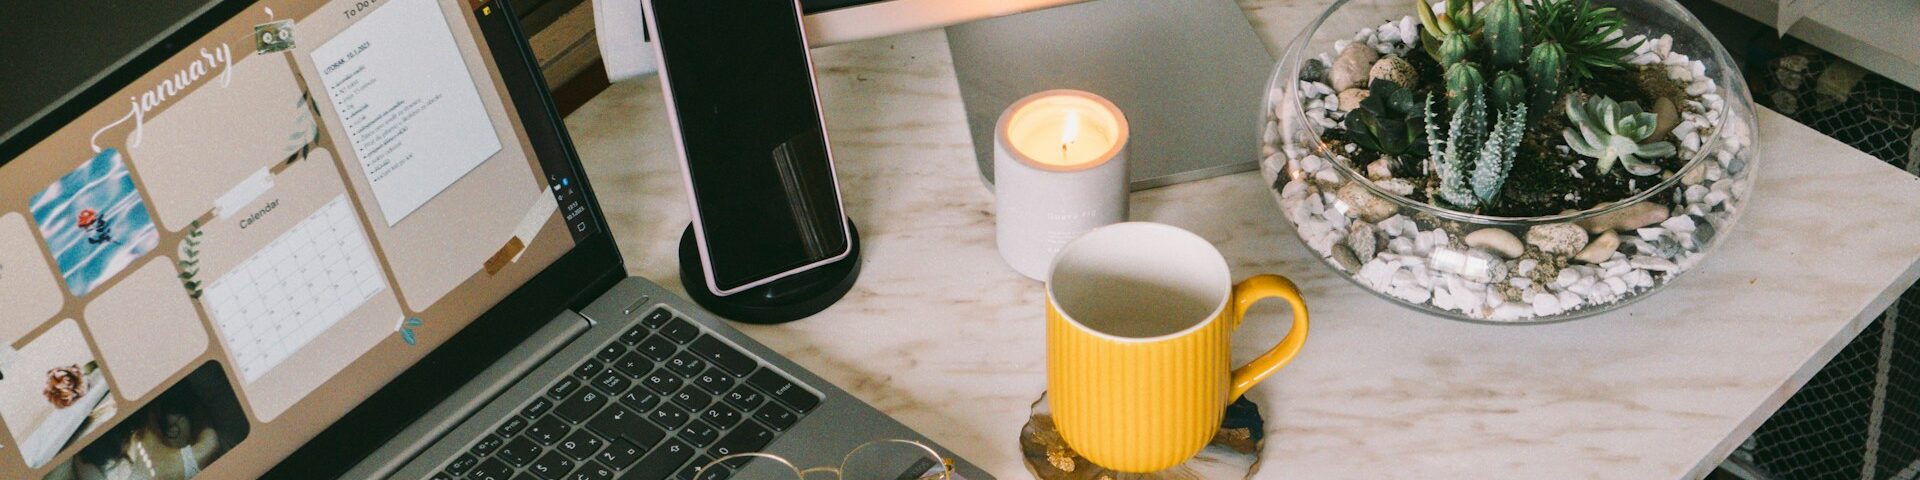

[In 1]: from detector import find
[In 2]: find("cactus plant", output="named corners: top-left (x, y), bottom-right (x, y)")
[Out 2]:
top-left (1562, 95), bottom-right (1675, 176)
top-left (1343, 79), bottom-right (1428, 157)
top-left (1480, 0), bottom-right (1526, 68)
top-left (1443, 62), bottom-right (1485, 110)
top-left (1526, 42), bottom-right (1566, 117)
top-left (1491, 70), bottom-right (1527, 109)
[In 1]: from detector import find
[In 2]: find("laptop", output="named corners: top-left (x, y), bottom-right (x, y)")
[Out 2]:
top-left (0, 0), bottom-right (988, 479)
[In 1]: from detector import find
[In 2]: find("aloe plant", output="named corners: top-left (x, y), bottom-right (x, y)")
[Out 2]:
top-left (1562, 95), bottom-right (1675, 176)
top-left (1424, 89), bottom-right (1527, 209)
top-left (1343, 79), bottom-right (1428, 157)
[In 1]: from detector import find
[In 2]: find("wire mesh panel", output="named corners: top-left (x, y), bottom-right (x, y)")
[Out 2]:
top-left (1729, 39), bottom-right (1920, 480)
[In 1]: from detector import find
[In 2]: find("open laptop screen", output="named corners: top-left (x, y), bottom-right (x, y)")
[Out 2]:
top-left (0, 0), bottom-right (589, 476)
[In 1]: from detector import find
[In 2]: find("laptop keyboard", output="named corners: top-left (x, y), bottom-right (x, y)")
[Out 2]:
top-left (433, 307), bottom-right (821, 480)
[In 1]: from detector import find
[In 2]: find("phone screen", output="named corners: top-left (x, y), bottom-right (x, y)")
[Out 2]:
top-left (651, 0), bottom-right (850, 293)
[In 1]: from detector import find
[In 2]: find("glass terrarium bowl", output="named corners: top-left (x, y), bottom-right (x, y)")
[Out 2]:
top-left (1259, 0), bottom-right (1759, 324)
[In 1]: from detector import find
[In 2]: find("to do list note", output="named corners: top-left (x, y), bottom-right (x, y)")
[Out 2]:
top-left (312, 0), bottom-right (501, 227)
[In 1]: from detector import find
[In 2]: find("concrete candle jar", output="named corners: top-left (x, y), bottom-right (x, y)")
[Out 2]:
top-left (994, 90), bottom-right (1130, 281)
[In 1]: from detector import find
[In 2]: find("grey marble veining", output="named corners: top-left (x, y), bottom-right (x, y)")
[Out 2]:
top-left (562, 6), bottom-right (1920, 478)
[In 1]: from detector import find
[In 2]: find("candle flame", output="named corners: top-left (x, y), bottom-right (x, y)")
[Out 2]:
top-left (1060, 111), bottom-right (1081, 147)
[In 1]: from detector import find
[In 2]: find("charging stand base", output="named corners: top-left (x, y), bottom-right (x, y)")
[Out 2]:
top-left (677, 221), bottom-right (861, 325)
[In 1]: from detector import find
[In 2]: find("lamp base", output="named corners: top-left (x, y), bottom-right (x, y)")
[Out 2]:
top-left (676, 221), bottom-right (862, 325)
top-left (1018, 391), bottom-right (1266, 479)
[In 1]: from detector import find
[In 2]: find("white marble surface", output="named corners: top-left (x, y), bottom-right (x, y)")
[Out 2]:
top-left (561, 4), bottom-right (1920, 478)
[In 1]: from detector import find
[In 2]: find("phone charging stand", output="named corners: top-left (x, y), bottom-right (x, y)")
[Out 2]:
top-left (677, 221), bottom-right (861, 325)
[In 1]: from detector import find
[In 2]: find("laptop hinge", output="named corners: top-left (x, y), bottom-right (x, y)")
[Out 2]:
top-left (342, 309), bottom-right (594, 479)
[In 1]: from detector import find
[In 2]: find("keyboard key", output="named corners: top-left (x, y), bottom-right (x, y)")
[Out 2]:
top-left (574, 462), bottom-right (618, 480)
top-left (499, 437), bottom-right (544, 466)
top-left (753, 404), bottom-right (800, 432)
top-left (689, 336), bottom-right (758, 376)
top-left (596, 343), bottom-right (627, 362)
top-left (548, 376), bottom-right (584, 399)
top-left (721, 386), bottom-right (765, 411)
top-left (710, 422), bottom-right (774, 457)
top-left (699, 403), bottom-right (742, 429)
top-left (557, 429), bottom-right (607, 460)
top-left (555, 389), bottom-right (610, 423)
top-left (445, 453), bottom-right (480, 475)
top-left (586, 406), bottom-right (665, 448)
top-left (528, 451), bottom-right (577, 480)
top-left (747, 370), bottom-right (819, 413)
top-left (471, 434), bottom-right (507, 457)
top-left (649, 403), bottom-right (692, 429)
top-left (470, 459), bottom-right (515, 480)
top-left (573, 359), bottom-right (605, 379)
top-left (691, 369), bottom-right (733, 395)
top-left (515, 474), bottom-right (539, 480)
top-left (497, 416), bottom-right (531, 437)
top-left (628, 440), bottom-right (696, 480)
top-left (661, 318), bottom-right (701, 344)
top-left (670, 386), bottom-right (712, 410)
top-left (693, 463), bottom-right (732, 480)
top-left (523, 397), bottom-right (556, 418)
top-left (635, 336), bottom-right (676, 362)
top-left (431, 473), bottom-right (454, 480)
top-left (592, 369), bottom-right (631, 393)
top-left (641, 370), bottom-right (684, 395)
top-left (596, 438), bottom-right (646, 469)
top-left (679, 420), bottom-right (720, 448)
top-left (664, 351), bottom-right (708, 377)
top-left (619, 325), bottom-right (650, 346)
top-left (641, 308), bottom-right (674, 329)
top-left (528, 415), bottom-right (571, 445)
top-left (619, 388), bottom-right (663, 412)
top-left (614, 351), bottom-right (655, 377)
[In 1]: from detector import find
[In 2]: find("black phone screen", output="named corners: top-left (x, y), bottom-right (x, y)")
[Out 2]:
top-left (651, 0), bottom-right (850, 292)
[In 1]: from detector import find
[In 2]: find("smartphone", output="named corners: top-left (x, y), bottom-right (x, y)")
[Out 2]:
top-left (641, 0), bottom-right (853, 296)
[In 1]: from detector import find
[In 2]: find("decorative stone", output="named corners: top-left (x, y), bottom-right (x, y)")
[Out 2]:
top-left (1573, 231), bottom-right (1620, 264)
top-left (1630, 255), bottom-right (1680, 272)
top-left (1367, 159), bottom-right (1394, 180)
top-left (1576, 202), bottom-right (1670, 233)
top-left (1374, 178), bottom-right (1417, 196)
top-left (1347, 222), bottom-right (1379, 261)
top-left (1329, 45), bottom-right (1379, 91)
top-left (1651, 97), bottom-right (1680, 140)
top-left (1368, 55), bottom-right (1418, 90)
top-left (1337, 88), bottom-right (1371, 112)
top-left (1301, 58), bottom-right (1329, 83)
top-left (1526, 223), bottom-right (1589, 256)
top-left (1464, 228), bottom-right (1525, 258)
top-left (1530, 292), bottom-right (1565, 317)
top-left (1680, 164), bottom-right (1709, 185)
top-left (1331, 244), bottom-right (1363, 271)
top-left (1336, 182), bottom-right (1398, 223)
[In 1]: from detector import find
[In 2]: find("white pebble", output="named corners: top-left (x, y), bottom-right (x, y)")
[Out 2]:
top-left (1630, 255), bottom-right (1680, 272)
top-left (1531, 293), bottom-right (1565, 316)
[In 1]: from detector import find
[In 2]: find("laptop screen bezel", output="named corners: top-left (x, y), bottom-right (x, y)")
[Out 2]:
top-left (0, 0), bottom-right (627, 475)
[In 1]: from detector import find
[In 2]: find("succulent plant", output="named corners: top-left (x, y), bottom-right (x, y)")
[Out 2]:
top-left (1526, 0), bottom-right (1642, 85)
top-left (1480, 0), bottom-right (1526, 68)
top-left (1443, 62), bottom-right (1485, 110)
top-left (1491, 70), bottom-right (1527, 109)
top-left (1562, 95), bottom-right (1676, 176)
top-left (1342, 79), bottom-right (1428, 157)
top-left (1424, 88), bottom-right (1527, 209)
top-left (1526, 42), bottom-right (1567, 118)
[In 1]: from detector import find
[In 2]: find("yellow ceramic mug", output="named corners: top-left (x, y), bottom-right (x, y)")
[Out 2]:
top-left (1045, 222), bottom-right (1309, 473)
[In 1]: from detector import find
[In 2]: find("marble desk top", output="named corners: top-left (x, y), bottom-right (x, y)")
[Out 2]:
top-left (561, 4), bottom-right (1920, 478)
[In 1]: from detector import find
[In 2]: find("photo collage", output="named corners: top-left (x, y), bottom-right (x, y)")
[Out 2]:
top-left (0, 0), bottom-right (573, 477)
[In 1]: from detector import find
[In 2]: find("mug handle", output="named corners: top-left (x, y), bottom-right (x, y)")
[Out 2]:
top-left (1226, 274), bottom-right (1310, 402)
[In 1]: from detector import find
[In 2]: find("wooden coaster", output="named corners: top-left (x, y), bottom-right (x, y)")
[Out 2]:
top-left (1018, 392), bottom-right (1264, 479)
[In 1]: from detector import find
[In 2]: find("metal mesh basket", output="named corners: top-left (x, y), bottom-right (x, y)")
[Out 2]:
top-left (1724, 41), bottom-right (1920, 480)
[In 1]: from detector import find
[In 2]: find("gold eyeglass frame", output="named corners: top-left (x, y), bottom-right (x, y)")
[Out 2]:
top-left (695, 438), bottom-right (954, 479)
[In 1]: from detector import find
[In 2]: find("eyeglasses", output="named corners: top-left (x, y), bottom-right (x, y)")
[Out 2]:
top-left (695, 438), bottom-right (954, 480)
